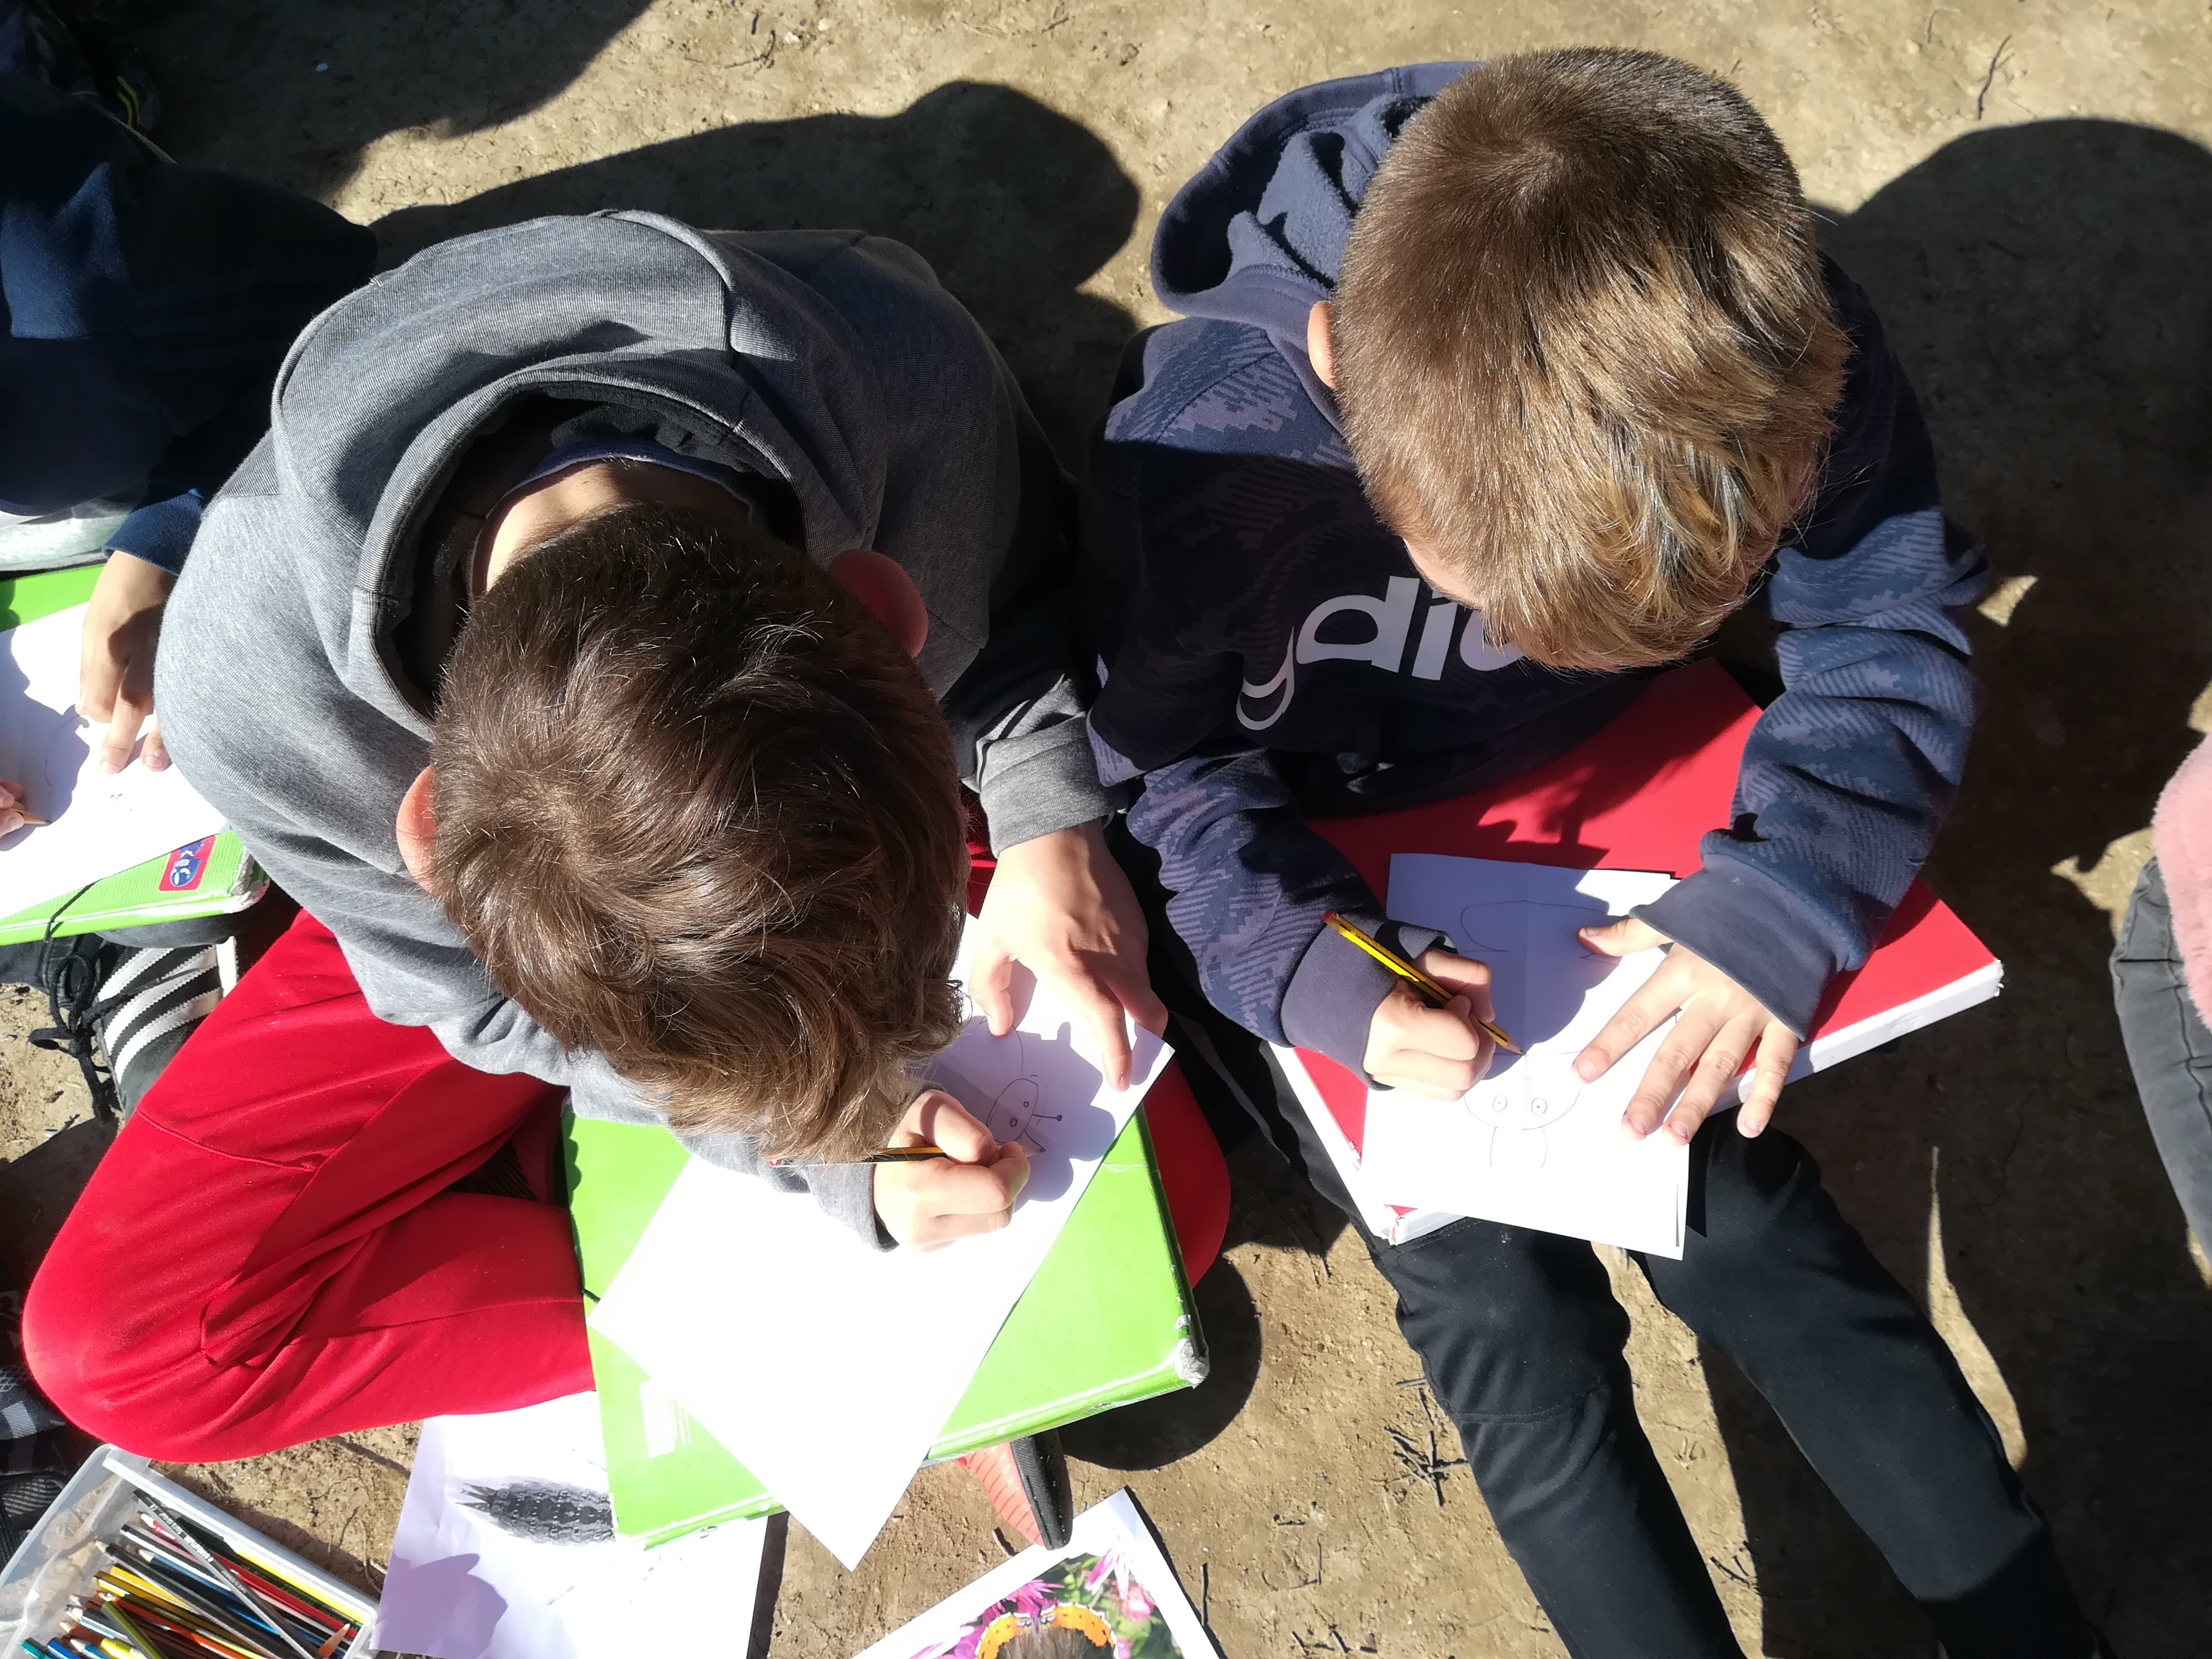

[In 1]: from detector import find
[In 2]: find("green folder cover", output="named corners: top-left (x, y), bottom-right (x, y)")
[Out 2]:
top-left (568, 1108), bottom-right (1206, 1546)
top-left (0, 567), bottom-right (265, 942)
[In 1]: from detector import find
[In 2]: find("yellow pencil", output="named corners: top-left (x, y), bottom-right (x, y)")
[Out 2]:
top-left (769, 1145), bottom-right (950, 1167)
top-left (1322, 911), bottom-right (1521, 1054)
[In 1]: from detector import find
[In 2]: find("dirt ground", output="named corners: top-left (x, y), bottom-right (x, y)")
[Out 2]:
top-left (2, 0), bottom-right (2209, 1654)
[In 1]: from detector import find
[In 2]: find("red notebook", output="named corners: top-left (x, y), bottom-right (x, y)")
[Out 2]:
top-left (1275, 660), bottom-right (2001, 1245)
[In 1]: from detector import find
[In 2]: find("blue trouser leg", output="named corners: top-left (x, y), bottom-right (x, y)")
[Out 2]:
top-left (1256, 1052), bottom-right (1744, 1658)
top-left (1224, 1021), bottom-right (2090, 1659)
top-left (1638, 1123), bottom-right (2092, 1659)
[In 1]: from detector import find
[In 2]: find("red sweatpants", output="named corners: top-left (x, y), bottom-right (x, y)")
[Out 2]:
top-left (25, 911), bottom-right (1227, 1462)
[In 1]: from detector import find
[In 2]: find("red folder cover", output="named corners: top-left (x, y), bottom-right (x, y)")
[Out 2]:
top-left (1279, 661), bottom-right (2000, 1242)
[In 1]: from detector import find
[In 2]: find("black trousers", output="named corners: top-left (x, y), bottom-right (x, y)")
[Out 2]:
top-left (1118, 831), bottom-right (2092, 1659)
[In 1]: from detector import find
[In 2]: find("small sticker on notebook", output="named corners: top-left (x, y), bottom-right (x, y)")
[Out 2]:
top-left (160, 835), bottom-right (219, 892)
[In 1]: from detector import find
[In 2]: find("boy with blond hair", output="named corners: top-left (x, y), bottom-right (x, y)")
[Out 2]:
top-left (1085, 51), bottom-right (2103, 1658)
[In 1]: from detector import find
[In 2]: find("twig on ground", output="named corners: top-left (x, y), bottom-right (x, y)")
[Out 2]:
top-left (1975, 35), bottom-right (2012, 119)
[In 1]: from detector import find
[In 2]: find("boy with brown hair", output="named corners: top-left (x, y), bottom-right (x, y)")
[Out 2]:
top-left (1085, 51), bottom-right (2104, 1658)
top-left (25, 212), bottom-right (1163, 1459)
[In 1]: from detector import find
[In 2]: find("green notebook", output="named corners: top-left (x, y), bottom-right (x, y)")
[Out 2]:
top-left (0, 566), bottom-right (265, 942)
top-left (568, 1108), bottom-right (1206, 1546)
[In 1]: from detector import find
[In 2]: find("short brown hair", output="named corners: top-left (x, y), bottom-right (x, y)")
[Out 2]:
top-left (1334, 48), bottom-right (1849, 668)
top-left (431, 502), bottom-right (969, 1158)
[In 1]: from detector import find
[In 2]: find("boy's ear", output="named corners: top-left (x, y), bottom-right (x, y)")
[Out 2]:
top-left (1307, 300), bottom-right (1338, 390)
top-left (396, 766), bottom-right (438, 892)
top-left (830, 549), bottom-right (928, 658)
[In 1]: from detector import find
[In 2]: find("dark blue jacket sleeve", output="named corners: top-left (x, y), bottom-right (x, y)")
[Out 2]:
top-left (1635, 269), bottom-right (1986, 1034)
top-left (1105, 732), bottom-right (1439, 1072)
top-left (0, 72), bottom-right (375, 573)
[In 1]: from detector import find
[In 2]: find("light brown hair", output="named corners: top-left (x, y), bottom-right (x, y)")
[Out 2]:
top-left (1333, 48), bottom-right (1849, 668)
top-left (431, 502), bottom-right (969, 1158)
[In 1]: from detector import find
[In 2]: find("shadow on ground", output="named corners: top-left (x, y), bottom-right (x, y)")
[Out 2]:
top-left (1702, 119), bottom-right (2212, 1658)
top-left (139, 0), bottom-right (655, 200)
top-left (0, 1118), bottom-right (112, 1293)
top-left (373, 83), bottom-right (1140, 456)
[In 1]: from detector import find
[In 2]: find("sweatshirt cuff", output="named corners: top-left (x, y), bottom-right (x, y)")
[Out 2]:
top-left (105, 492), bottom-right (204, 577)
top-left (976, 718), bottom-right (1113, 853)
top-left (1633, 863), bottom-right (1842, 1039)
top-left (1279, 914), bottom-right (1448, 1079)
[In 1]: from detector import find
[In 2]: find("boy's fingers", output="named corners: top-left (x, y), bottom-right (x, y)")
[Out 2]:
top-left (1575, 974), bottom-right (1675, 1081)
top-left (76, 667), bottom-right (119, 722)
top-left (920, 1158), bottom-right (1029, 1216)
top-left (988, 1142), bottom-right (1030, 1202)
top-left (1660, 1016), bottom-right (1759, 1144)
top-left (968, 942), bottom-right (1020, 1037)
top-left (1621, 1007), bottom-right (1721, 1137)
top-left (1376, 1046), bottom-right (1481, 1100)
top-left (142, 717), bottom-right (169, 772)
top-left (1404, 998), bottom-right (1484, 1061)
top-left (1059, 974), bottom-right (1133, 1092)
top-left (909, 1090), bottom-right (996, 1161)
top-left (1418, 950), bottom-right (1493, 995)
top-left (1118, 975), bottom-right (1172, 1039)
top-left (99, 695), bottom-right (153, 773)
top-left (1578, 916), bottom-right (1666, 958)
top-left (1737, 1027), bottom-right (1798, 1137)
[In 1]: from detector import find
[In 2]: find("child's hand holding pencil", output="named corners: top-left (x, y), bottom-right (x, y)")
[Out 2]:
top-left (1345, 919), bottom-right (1505, 1101)
top-left (870, 1088), bottom-right (1030, 1251)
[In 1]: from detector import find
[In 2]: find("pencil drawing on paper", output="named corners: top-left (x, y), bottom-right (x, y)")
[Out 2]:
top-left (982, 1035), bottom-right (1062, 1151)
top-left (1467, 1076), bottom-right (1580, 1169)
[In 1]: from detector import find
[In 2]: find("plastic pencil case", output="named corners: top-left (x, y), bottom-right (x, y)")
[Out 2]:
top-left (0, 1445), bottom-right (380, 1654)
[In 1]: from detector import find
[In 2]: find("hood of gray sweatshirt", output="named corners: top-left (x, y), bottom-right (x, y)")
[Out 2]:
top-left (159, 212), bottom-right (1108, 1241)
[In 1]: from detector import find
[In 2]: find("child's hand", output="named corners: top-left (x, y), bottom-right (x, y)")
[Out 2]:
top-left (79, 551), bottom-right (175, 774)
top-left (1362, 950), bottom-right (1497, 1098)
top-left (0, 779), bottom-right (32, 836)
top-left (872, 1087), bottom-right (1031, 1251)
top-left (969, 822), bottom-right (1169, 1093)
top-left (1573, 919), bottom-right (1798, 1143)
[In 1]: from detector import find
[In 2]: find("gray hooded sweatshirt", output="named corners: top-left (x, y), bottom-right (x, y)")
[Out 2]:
top-left (158, 212), bottom-right (1109, 1239)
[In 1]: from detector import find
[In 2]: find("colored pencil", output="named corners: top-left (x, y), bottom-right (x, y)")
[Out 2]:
top-left (104, 1550), bottom-right (279, 1650)
top-left (91, 1582), bottom-right (269, 1659)
top-left (1321, 911), bottom-right (1521, 1053)
top-left (770, 1145), bottom-right (949, 1166)
top-left (136, 1506), bottom-right (315, 1659)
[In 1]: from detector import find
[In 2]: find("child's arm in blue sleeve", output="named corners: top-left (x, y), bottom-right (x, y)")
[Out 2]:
top-left (1113, 735), bottom-right (1442, 1075)
top-left (1635, 263), bottom-right (1986, 1035)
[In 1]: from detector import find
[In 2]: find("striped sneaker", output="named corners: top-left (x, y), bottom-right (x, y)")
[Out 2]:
top-left (88, 939), bottom-right (231, 1114)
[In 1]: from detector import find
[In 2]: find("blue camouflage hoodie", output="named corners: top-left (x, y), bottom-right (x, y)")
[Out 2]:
top-left (1082, 62), bottom-right (1986, 1076)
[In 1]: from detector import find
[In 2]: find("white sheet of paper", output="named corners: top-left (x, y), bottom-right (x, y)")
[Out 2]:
top-left (853, 1488), bottom-right (1218, 1659)
top-left (381, 1390), bottom-right (769, 1659)
top-left (1359, 855), bottom-right (1692, 1257)
top-left (588, 933), bottom-right (1170, 1570)
top-left (0, 603), bottom-right (224, 911)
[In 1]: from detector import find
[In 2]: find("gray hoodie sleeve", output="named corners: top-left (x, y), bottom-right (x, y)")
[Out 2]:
top-left (938, 365), bottom-right (1113, 853)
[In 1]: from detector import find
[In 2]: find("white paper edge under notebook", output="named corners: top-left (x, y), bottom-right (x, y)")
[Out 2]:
top-left (0, 603), bottom-right (225, 913)
top-left (588, 928), bottom-right (1170, 1570)
top-left (1358, 856), bottom-right (1688, 1257)
top-left (852, 1488), bottom-right (1218, 1659)
top-left (381, 1390), bottom-right (769, 1659)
